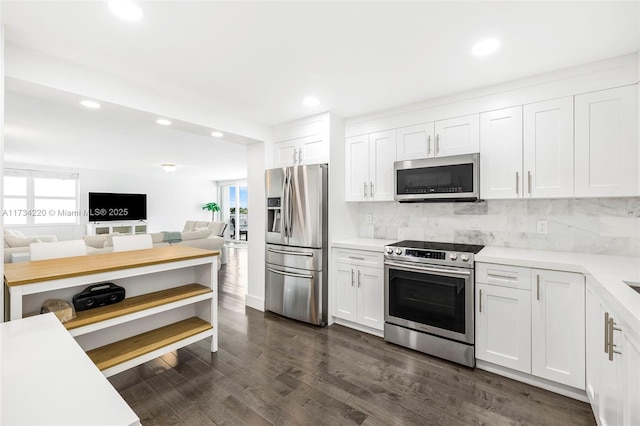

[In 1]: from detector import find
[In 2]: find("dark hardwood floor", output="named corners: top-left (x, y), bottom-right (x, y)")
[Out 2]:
top-left (109, 246), bottom-right (596, 425)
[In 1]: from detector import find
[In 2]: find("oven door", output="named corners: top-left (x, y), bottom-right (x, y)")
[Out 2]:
top-left (384, 260), bottom-right (474, 344)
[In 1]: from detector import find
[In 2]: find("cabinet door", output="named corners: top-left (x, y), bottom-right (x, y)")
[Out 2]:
top-left (575, 85), bottom-right (638, 197)
top-left (345, 135), bottom-right (370, 201)
top-left (356, 266), bottom-right (384, 331)
top-left (524, 97), bottom-right (574, 198)
top-left (531, 269), bottom-right (585, 389)
top-left (333, 261), bottom-right (357, 322)
top-left (273, 140), bottom-right (299, 168)
top-left (598, 301), bottom-right (622, 426)
top-left (476, 283), bottom-right (531, 373)
top-left (621, 322), bottom-right (640, 426)
top-left (434, 114), bottom-right (480, 157)
top-left (369, 130), bottom-right (397, 201)
top-left (480, 107), bottom-right (523, 199)
top-left (396, 123), bottom-right (434, 160)
top-left (298, 134), bottom-right (328, 165)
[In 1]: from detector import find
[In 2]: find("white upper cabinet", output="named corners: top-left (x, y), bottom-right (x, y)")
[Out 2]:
top-left (345, 130), bottom-right (396, 202)
top-left (480, 106), bottom-right (523, 199)
top-left (575, 85), bottom-right (638, 197)
top-left (345, 134), bottom-right (370, 201)
top-left (273, 133), bottom-right (328, 168)
top-left (523, 97), bottom-right (575, 198)
top-left (396, 123), bottom-right (434, 161)
top-left (434, 114), bottom-right (480, 157)
top-left (480, 97), bottom-right (574, 200)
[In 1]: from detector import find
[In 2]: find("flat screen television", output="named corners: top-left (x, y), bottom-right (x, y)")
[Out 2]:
top-left (88, 192), bottom-right (147, 222)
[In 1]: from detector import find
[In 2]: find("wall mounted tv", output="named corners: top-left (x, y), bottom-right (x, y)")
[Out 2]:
top-left (88, 192), bottom-right (147, 222)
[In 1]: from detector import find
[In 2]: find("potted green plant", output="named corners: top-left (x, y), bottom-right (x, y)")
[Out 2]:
top-left (202, 202), bottom-right (221, 221)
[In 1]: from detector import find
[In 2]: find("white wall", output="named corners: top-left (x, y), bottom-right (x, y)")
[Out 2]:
top-left (246, 142), bottom-right (266, 311)
top-left (5, 162), bottom-right (216, 240)
top-left (5, 44), bottom-right (273, 144)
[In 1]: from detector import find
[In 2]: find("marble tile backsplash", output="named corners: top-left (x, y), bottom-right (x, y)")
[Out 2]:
top-left (358, 198), bottom-right (640, 256)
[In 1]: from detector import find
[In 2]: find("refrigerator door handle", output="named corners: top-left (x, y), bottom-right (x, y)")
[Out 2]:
top-left (287, 169), bottom-right (294, 238)
top-left (267, 247), bottom-right (314, 257)
top-left (267, 267), bottom-right (313, 280)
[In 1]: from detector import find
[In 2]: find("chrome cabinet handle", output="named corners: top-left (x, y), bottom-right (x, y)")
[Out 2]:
top-left (370, 181), bottom-right (374, 198)
top-left (358, 270), bottom-right (362, 287)
top-left (351, 269), bottom-right (355, 286)
top-left (479, 289), bottom-right (483, 313)
top-left (604, 312), bottom-right (610, 353)
top-left (348, 256), bottom-right (365, 261)
top-left (515, 172), bottom-right (519, 195)
top-left (527, 171), bottom-right (532, 195)
top-left (487, 273), bottom-right (517, 281)
top-left (435, 134), bottom-right (440, 155)
top-left (298, 148), bottom-right (303, 164)
top-left (364, 182), bottom-right (368, 199)
top-left (427, 135), bottom-right (431, 155)
top-left (608, 317), bottom-right (623, 361)
top-left (536, 275), bottom-right (540, 301)
top-left (293, 148), bottom-right (297, 164)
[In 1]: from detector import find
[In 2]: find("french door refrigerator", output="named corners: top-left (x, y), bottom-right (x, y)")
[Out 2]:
top-left (265, 163), bottom-right (328, 326)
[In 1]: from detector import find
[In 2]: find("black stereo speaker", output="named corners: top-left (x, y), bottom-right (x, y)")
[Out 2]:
top-left (72, 283), bottom-right (125, 311)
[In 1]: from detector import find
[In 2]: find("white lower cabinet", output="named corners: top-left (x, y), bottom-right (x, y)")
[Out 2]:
top-left (476, 282), bottom-right (531, 373)
top-left (332, 249), bottom-right (384, 333)
top-left (476, 263), bottom-right (585, 390)
top-left (586, 277), bottom-right (640, 426)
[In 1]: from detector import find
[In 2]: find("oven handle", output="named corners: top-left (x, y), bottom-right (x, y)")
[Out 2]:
top-left (384, 261), bottom-right (472, 276)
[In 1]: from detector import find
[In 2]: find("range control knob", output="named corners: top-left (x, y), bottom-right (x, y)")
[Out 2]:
top-left (461, 254), bottom-right (470, 262)
top-left (385, 247), bottom-right (393, 255)
top-left (395, 248), bottom-right (403, 255)
top-left (450, 253), bottom-right (458, 261)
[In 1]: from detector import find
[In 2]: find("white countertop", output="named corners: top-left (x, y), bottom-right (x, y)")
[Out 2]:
top-left (1, 314), bottom-right (140, 426)
top-left (331, 237), bottom-right (399, 252)
top-left (477, 246), bottom-right (640, 324)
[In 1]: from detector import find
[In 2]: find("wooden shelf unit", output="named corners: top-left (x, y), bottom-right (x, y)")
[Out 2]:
top-left (87, 317), bottom-right (213, 373)
top-left (3, 246), bottom-right (218, 377)
top-left (86, 222), bottom-right (148, 236)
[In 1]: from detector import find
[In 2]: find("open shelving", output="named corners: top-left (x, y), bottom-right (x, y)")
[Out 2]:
top-left (4, 245), bottom-right (219, 377)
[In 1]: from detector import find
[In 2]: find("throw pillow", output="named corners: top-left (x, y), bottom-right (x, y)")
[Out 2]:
top-left (83, 235), bottom-right (107, 249)
top-left (194, 227), bottom-right (208, 232)
top-left (5, 234), bottom-right (42, 248)
top-left (182, 230), bottom-right (212, 240)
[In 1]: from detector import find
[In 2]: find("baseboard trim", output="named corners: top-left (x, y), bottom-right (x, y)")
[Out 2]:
top-left (476, 360), bottom-right (588, 402)
top-left (333, 317), bottom-right (384, 338)
top-left (244, 294), bottom-right (264, 312)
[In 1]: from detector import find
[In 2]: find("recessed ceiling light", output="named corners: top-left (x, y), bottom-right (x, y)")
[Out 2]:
top-left (303, 96), bottom-right (320, 107)
top-left (471, 38), bottom-right (501, 57)
top-left (80, 100), bottom-right (101, 109)
top-left (211, 131), bottom-right (224, 138)
top-left (157, 119), bottom-right (172, 126)
top-left (161, 163), bottom-right (177, 173)
top-left (108, 1), bottom-right (144, 22)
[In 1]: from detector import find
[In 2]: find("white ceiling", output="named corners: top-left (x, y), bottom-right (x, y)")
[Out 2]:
top-left (2, 1), bottom-right (639, 179)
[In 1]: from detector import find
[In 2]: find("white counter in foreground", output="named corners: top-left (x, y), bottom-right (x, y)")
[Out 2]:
top-left (0, 314), bottom-right (139, 426)
top-left (477, 246), bottom-right (640, 324)
top-left (331, 238), bottom-right (399, 252)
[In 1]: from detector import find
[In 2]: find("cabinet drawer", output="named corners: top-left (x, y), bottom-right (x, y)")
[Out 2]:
top-left (333, 249), bottom-right (382, 268)
top-left (476, 263), bottom-right (531, 290)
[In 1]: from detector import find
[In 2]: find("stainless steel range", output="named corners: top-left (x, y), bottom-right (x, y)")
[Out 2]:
top-left (383, 240), bottom-right (484, 367)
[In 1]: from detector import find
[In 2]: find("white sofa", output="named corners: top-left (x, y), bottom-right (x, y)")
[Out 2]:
top-left (4, 221), bottom-right (226, 265)
top-left (3, 230), bottom-right (58, 263)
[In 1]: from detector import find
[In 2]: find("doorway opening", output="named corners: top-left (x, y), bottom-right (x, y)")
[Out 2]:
top-left (219, 181), bottom-right (248, 244)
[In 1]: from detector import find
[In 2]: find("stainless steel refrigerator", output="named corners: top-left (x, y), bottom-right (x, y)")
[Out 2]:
top-left (265, 163), bottom-right (328, 326)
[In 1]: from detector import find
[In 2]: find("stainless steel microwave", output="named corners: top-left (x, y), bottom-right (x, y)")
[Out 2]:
top-left (394, 153), bottom-right (480, 202)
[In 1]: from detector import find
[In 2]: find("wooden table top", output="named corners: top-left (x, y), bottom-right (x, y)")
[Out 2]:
top-left (4, 245), bottom-right (218, 287)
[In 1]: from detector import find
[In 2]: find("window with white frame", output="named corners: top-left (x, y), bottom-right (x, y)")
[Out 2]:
top-left (3, 169), bottom-right (80, 225)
